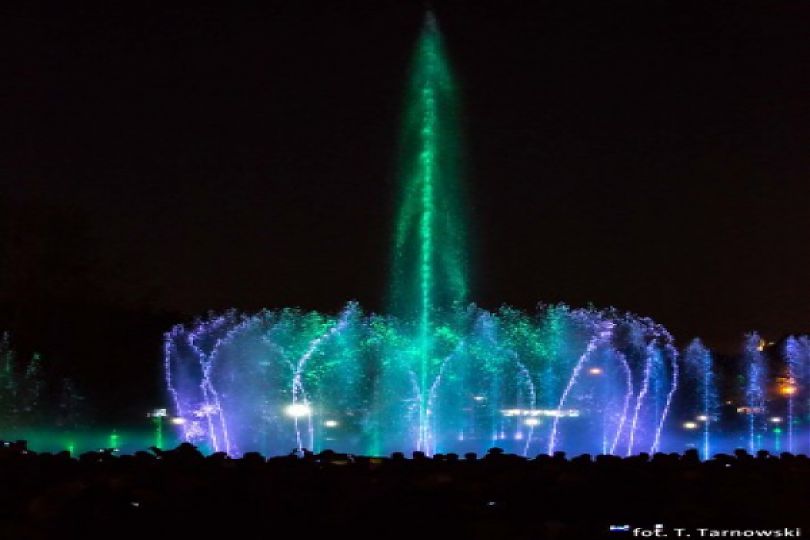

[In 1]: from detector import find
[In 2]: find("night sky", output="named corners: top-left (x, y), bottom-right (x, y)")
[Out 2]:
top-left (1, 2), bottom-right (808, 414)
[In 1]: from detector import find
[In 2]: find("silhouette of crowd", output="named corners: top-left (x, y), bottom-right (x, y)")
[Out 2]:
top-left (1, 440), bottom-right (809, 540)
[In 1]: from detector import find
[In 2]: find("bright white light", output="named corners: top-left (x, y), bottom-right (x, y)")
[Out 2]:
top-left (170, 417), bottom-right (186, 425)
top-left (588, 367), bottom-right (603, 375)
top-left (683, 421), bottom-right (698, 430)
top-left (502, 408), bottom-right (579, 418)
top-left (696, 415), bottom-right (709, 422)
top-left (472, 395), bottom-right (486, 402)
top-left (147, 408), bottom-right (167, 418)
top-left (284, 403), bottom-right (312, 418)
top-left (324, 420), bottom-right (339, 428)
top-left (769, 416), bottom-right (783, 423)
top-left (737, 406), bottom-right (764, 414)
top-left (524, 418), bottom-right (541, 427)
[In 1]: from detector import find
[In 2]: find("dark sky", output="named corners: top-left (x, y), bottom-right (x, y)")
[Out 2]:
top-left (1, 0), bottom-right (809, 399)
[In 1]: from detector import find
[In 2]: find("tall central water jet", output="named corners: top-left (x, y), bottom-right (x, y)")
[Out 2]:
top-left (391, 14), bottom-right (467, 318)
top-left (390, 14), bottom-right (467, 451)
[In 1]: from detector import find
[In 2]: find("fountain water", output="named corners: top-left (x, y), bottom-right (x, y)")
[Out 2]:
top-left (164, 14), bottom-right (683, 458)
top-left (390, 15), bottom-right (467, 451)
top-left (783, 336), bottom-right (808, 453)
top-left (165, 303), bottom-right (680, 456)
top-left (742, 333), bottom-right (767, 453)
top-left (163, 14), bottom-right (807, 459)
top-left (683, 339), bottom-right (717, 459)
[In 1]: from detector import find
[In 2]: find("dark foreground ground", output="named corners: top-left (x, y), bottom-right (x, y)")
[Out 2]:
top-left (1, 441), bottom-right (809, 540)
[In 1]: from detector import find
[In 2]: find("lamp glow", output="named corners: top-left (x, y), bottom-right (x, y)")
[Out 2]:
top-left (284, 403), bottom-right (312, 418)
top-left (779, 385), bottom-right (797, 396)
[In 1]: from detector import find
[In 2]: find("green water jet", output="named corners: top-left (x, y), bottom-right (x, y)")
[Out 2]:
top-left (390, 13), bottom-right (468, 451)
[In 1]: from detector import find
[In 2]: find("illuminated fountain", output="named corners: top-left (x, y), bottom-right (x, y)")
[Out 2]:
top-left (163, 15), bottom-right (806, 458)
top-left (163, 15), bottom-right (681, 458)
top-left (683, 339), bottom-right (718, 459)
top-left (742, 333), bottom-right (767, 453)
top-left (782, 337), bottom-right (806, 453)
top-left (165, 303), bottom-right (681, 457)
